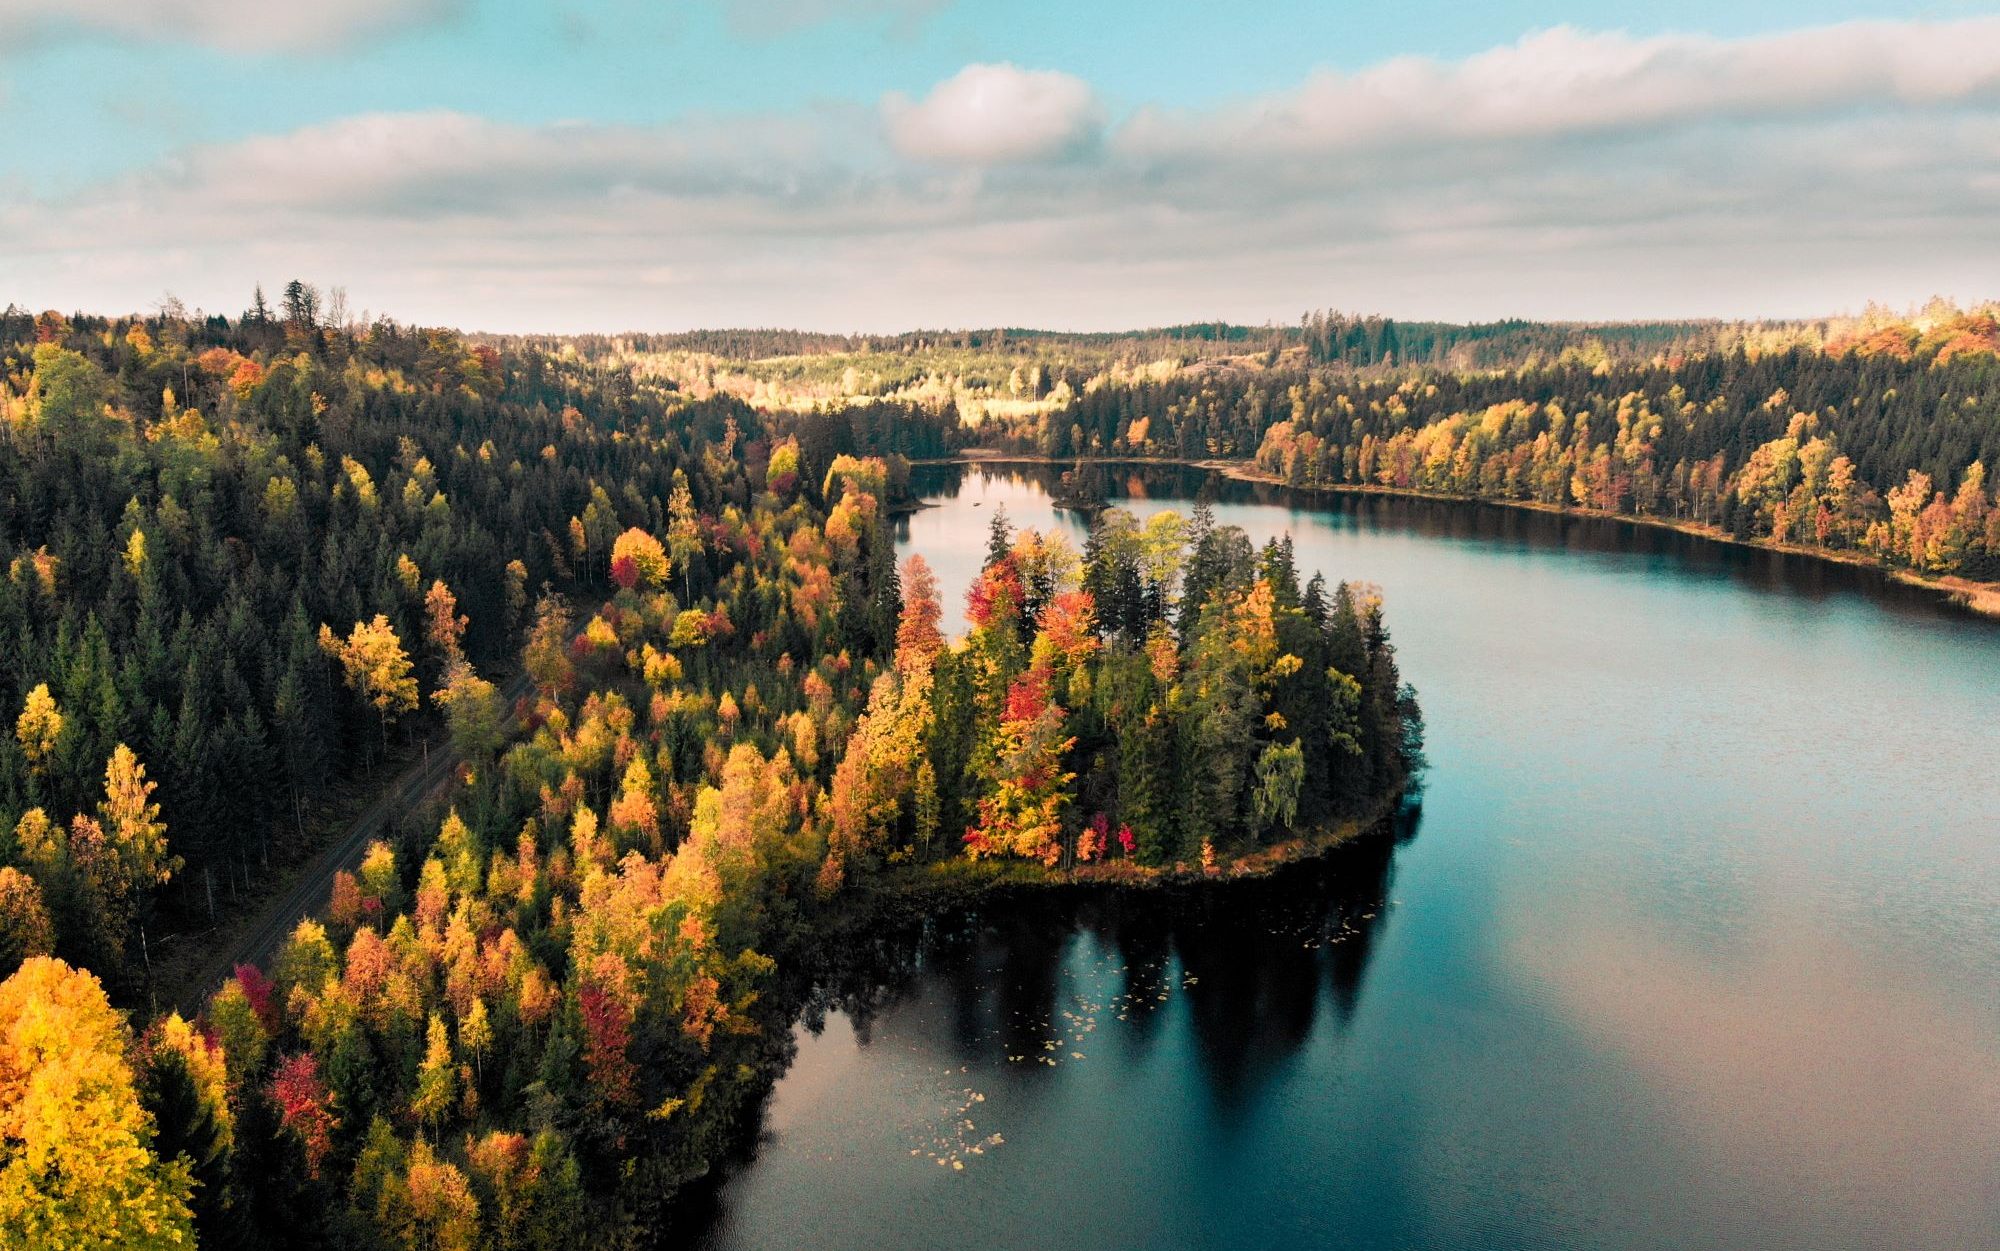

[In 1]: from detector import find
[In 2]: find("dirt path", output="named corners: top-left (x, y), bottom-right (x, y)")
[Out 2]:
top-left (173, 663), bottom-right (538, 1014)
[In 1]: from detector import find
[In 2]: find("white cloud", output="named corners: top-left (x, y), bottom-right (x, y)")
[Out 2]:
top-left (883, 63), bottom-right (1102, 164)
top-left (143, 109), bottom-right (892, 214)
top-left (0, 0), bottom-right (459, 53)
top-left (4, 19), bottom-right (2000, 330)
top-left (1118, 17), bottom-right (2000, 159)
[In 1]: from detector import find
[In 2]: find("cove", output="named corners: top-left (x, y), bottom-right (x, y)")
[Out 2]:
top-left (683, 462), bottom-right (2000, 1251)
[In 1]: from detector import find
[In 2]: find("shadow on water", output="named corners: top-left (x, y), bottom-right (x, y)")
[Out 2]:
top-left (936, 802), bottom-right (1417, 1115)
top-left (1171, 802), bottom-right (1417, 1114)
top-left (662, 803), bottom-right (1422, 1246)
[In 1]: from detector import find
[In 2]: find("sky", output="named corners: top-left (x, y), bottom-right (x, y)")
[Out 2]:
top-left (2, 0), bottom-right (1998, 332)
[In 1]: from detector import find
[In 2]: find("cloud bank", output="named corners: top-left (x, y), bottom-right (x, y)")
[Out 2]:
top-left (1121, 19), bottom-right (2000, 157)
top-left (5, 16), bottom-right (2000, 330)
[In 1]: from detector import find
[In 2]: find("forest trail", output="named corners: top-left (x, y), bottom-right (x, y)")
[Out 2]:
top-left (172, 662), bottom-right (539, 1015)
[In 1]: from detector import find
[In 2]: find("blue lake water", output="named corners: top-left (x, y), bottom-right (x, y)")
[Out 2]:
top-left (689, 462), bottom-right (2000, 1251)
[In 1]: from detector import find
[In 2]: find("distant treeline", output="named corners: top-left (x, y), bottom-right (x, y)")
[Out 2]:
top-left (499, 323), bottom-right (1289, 364)
top-left (948, 306), bottom-right (2000, 581)
top-left (1295, 311), bottom-right (1729, 370)
top-left (493, 311), bottom-right (1780, 372)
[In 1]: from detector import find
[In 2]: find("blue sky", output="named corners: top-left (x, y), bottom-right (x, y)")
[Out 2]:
top-left (3, 0), bottom-right (1998, 330)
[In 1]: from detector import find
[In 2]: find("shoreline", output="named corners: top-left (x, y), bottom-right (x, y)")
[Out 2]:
top-left (835, 799), bottom-right (1405, 929)
top-left (918, 451), bottom-right (2000, 620)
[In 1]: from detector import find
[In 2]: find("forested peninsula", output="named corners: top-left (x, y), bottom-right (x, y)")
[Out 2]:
top-left (2, 291), bottom-right (1994, 1247)
top-left (0, 295), bottom-right (1419, 1249)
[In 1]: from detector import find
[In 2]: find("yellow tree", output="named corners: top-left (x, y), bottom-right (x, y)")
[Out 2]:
top-left (433, 669), bottom-right (504, 760)
top-left (320, 615), bottom-right (420, 747)
top-left (140, 1009), bottom-right (234, 1223)
top-left (0, 957), bottom-right (195, 1250)
top-left (765, 436), bottom-right (801, 491)
top-left (458, 999), bottom-right (492, 1083)
top-left (825, 670), bottom-right (934, 872)
top-left (122, 530), bottom-right (148, 582)
top-left (894, 555), bottom-right (944, 675)
top-left (13, 684), bottom-right (63, 772)
top-left (667, 470), bottom-right (703, 600)
top-left (98, 745), bottom-right (177, 893)
top-left (409, 1013), bottom-right (456, 1134)
top-left (145, 1015), bottom-right (231, 1150)
top-left (66, 816), bottom-right (140, 962)
top-left (523, 592), bottom-right (574, 698)
top-left (422, 579), bottom-right (468, 670)
top-left (378, 1138), bottom-right (480, 1251)
top-left (606, 755), bottom-right (661, 854)
top-left (609, 527), bottom-right (669, 591)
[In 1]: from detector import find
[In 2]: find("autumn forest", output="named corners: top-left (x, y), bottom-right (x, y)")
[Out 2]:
top-left (1, 290), bottom-right (1995, 1249)
top-left (0, 291), bottom-right (1430, 1249)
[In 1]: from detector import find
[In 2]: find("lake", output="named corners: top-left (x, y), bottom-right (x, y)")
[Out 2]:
top-left (686, 462), bottom-right (2000, 1251)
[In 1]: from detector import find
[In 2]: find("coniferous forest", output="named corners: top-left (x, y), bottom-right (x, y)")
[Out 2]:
top-left (0, 294), bottom-right (1421, 1249)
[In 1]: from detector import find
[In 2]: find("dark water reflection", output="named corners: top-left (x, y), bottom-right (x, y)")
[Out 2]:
top-left (820, 803), bottom-right (1408, 1105)
top-left (689, 463), bottom-right (2000, 1251)
top-left (680, 816), bottom-right (1416, 1251)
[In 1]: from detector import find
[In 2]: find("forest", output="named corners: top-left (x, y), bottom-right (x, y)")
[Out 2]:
top-left (958, 304), bottom-right (2000, 583)
top-left (0, 291), bottom-right (1420, 1249)
top-left (526, 303), bottom-right (2000, 586)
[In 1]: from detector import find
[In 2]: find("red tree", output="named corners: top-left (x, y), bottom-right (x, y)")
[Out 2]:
top-left (895, 554), bottom-right (944, 673)
top-left (235, 963), bottom-right (279, 1033)
top-left (577, 981), bottom-right (637, 1109)
top-left (609, 554), bottom-right (639, 590)
top-left (966, 556), bottom-right (1023, 632)
top-left (270, 1053), bottom-right (339, 1176)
